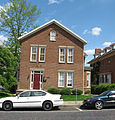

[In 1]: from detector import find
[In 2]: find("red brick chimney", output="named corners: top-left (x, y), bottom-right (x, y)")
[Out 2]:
top-left (95, 48), bottom-right (102, 55)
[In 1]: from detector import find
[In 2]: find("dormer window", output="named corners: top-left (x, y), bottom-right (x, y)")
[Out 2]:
top-left (50, 30), bottom-right (56, 41)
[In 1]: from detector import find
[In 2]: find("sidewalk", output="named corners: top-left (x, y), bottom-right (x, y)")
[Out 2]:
top-left (62, 101), bottom-right (83, 107)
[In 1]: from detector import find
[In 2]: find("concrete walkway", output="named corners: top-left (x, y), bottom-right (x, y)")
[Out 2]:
top-left (63, 101), bottom-right (83, 107)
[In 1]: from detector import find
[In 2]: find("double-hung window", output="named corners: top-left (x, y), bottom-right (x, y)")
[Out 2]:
top-left (30, 46), bottom-right (37, 62)
top-left (67, 48), bottom-right (74, 63)
top-left (50, 30), bottom-right (56, 41)
top-left (67, 72), bottom-right (73, 88)
top-left (39, 47), bottom-right (46, 62)
top-left (87, 72), bottom-right (90, 88)
top-left (59, 48), bottom-right (65, 63)
top-left (58, 72), bottom-right (65, 87)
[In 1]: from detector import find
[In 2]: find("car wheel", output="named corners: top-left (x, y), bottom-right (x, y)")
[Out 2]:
top-left (95, 101), bottom-right (103, 110)
top-left (3, 101), bottom-right (13, 111)
top-left (43, 101), bottom-right (53, 111)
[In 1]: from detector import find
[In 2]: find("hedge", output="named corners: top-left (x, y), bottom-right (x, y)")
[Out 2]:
top-left (0, 91), bottom-right (10, 97)
top-left (60, 88), bottom-right (71, 95)
top-left (47, 88), bottom-right (60, 94)
top-left (91, 84), bottom-right (115, 94)
top-left (71, 89), bottom-right (83, 95)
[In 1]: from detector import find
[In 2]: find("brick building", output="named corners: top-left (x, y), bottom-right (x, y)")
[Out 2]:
top-left (88, 43), bottom-right (115, 85)
top-left (18, 19), bottom-right (90, 92)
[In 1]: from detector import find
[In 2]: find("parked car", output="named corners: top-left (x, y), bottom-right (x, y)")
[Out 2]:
top-left (83, 89), bottom-right (115, 110)
top-left (0, 90), bottom-right (63, 111)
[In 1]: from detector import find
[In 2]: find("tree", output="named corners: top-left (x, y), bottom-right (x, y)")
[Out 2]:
top-left (0, 0), bottom-right (41, 62)
top-left (0, 46), bottom-right (18, 92)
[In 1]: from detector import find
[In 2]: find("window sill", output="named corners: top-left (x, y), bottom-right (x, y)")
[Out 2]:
top-left (67, 86), bottom-right (73, 88)
top-left (58, 86), bottom-right (65, 88)
top-left (39, 61), bottom-right (45, 63)
top-left (50, 40), bottom-right (56, 42)
top-left (67, 62), bottom-right (74, 64)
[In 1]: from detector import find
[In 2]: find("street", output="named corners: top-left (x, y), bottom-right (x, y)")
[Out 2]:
top-left (0, 107), bottom-right (115, 120)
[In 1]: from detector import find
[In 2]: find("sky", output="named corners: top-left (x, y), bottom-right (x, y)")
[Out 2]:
top-left (0, 0), bottom-right (115, 65)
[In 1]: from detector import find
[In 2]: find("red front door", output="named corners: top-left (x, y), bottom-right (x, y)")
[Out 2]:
top-left (33, 74), bottom-right (40, 89)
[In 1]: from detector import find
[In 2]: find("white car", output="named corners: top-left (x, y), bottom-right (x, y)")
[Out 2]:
top-left (0, 90), bottom-right (63, 111)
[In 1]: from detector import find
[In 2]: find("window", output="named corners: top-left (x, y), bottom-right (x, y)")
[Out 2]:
top-left (59, 48), bottom-right (65, 63)
top-left (20, 91), bottom-right (31, 97)
top-left (30, 46), bottom-right (37, 62)
top-left (39, 47), bottom-right (46, 62)
top-left (99, 73), bottom-right (111, 84)
top-left (31, 91), bottom-right (46, 96)
top-left (87, 72), bottom-right (90, 88)
top-left (50, 30), bottom-right (56, 41)
top-left (67, 72), bottom-right (73, 88)
top-left (58, 72), bottom-right (65, 87)
top-left (67, 48), bottom-right (74, 63)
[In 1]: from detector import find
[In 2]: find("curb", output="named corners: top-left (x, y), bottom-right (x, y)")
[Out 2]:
top-left (61, 101), bottom-right (83, 107)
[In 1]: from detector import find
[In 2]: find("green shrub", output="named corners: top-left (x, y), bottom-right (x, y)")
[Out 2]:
top-left (91, 84), bottom-right (115, 94)
top-left (0, 91), bottom-right (10, 97)
top-left (71, 89), bottom-right (83, 95)
top-left (47, 88), bottom-right (60, 94)
top-left (60, 88), bottom-right (71, 95)
top-left (85, 90), bottom-right (91, 94)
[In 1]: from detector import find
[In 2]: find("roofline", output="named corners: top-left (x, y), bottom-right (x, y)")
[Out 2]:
top-left (18, 19), bottom-right (87, 45)
top-left (88, 50), bottom-right (115, 64)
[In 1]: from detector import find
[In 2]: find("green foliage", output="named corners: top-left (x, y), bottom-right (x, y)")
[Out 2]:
top-left (85, 90), bottom-right (91, 94)
top-left (71, 89), bottom-right (83, 95)
top-left (91, 84), bottom-right (115, 94)
top-left (0, 46), bottom-right (17, 91)
top-left (60, 88), bottom-right (71, 95)
top-left (0, 0), bottom-right (41, 63)
top-left (47, 88), bottom-right (60, 94)
top-left (0, 90), bottom-right (11, 97)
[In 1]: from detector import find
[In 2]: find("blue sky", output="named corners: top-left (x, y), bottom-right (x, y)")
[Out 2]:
top-left (0, 0), bottom-right (115, 65)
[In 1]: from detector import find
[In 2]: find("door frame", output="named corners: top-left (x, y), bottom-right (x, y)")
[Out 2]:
top-left (30, 71), bottom-right (43, 90)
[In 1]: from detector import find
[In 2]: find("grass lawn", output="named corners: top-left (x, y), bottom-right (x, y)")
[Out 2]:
top-left (62, 94), bottom-right (95, 101)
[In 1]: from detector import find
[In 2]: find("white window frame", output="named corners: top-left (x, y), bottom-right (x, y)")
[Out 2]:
top-left (58, 72), bottom-right (65, 88)
top-left (67, 48), bottom-right (74, 63)
top-left (59, 48), bottom-right (65, 63)
top-left (30, 46), bottom-right (37, 62)
top-left (87, 72), bottom-right (90, 88)
top-left (39, 46), bottom-right (46, 62)
top-left (67, 72), bottom-right (73, 88)
top-left (50, 30), bottom-right (56, 41)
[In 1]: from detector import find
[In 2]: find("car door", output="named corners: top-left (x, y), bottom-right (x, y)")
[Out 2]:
top-left (15, 91), bottom-right (32, 108)
top-left (28, 91), bottom-right (46, 107)
top-left (108, 91), bottom-right (115, 106)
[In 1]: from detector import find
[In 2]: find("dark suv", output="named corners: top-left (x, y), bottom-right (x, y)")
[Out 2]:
top-left (83, 89), bottom-right (115, 110)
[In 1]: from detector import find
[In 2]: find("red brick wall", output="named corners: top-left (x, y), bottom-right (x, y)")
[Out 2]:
top-left (19, 24), bottom-right (84, 90)
top-left (99, 55), bottom-right (115, 83)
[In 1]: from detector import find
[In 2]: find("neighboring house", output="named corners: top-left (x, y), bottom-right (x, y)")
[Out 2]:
top-left (18, 19), bottom-right (89, 93)
top-left (88, 43), bottom-right (115, 85)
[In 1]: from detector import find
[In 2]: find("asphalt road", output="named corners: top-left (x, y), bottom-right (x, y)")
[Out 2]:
top-left (0, 107), bottom-right (115, 120)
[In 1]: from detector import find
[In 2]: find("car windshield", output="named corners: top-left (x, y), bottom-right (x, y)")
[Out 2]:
top-left (100, 90), bottom-right (110, 96)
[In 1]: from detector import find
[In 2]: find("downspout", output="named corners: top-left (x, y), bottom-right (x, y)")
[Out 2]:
top-left (83, 46), bottom-right (85, 95)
